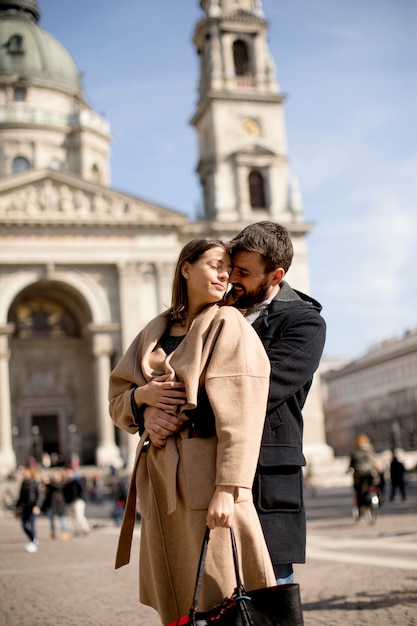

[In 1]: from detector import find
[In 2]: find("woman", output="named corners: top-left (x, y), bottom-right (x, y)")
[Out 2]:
top-left (109, 238), bottom-right (275, 624)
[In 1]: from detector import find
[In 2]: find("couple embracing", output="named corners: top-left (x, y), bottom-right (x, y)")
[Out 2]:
top-left (109, 221), bottom-right (326, 625)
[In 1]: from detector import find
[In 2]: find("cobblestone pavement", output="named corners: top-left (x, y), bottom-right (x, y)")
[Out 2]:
top-left (0, 481), bottom-right (416, 626)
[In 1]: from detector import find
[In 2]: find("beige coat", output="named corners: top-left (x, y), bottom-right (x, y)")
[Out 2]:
top-left (109, 305), bottom-right (275, 624)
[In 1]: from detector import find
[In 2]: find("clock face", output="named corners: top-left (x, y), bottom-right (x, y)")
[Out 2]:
top-left (242, 118), bottom-right (260, 136)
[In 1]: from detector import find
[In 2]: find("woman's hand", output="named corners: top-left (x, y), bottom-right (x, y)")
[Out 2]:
top-left (206, 486), bottom-right (234, 529)
top-left (134, 375), bottom-right (187, 412)
top-left (144, 406), bottom-right (183, 448)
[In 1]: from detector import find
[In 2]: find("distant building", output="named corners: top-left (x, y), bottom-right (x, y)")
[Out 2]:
top-left (0, 0), bottom-right (328, 475)
top-left (322, 330), bottom-right (417, 457)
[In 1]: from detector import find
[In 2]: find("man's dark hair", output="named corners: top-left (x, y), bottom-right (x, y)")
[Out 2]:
top-left (229, 221), bottom-right (293, 273)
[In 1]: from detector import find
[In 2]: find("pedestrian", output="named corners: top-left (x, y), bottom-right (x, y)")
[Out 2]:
top-left (43, 470), bottom-right (69, 540)
top-left (349, 434), bottom-right (383, 518)
top-left (108, 237), bottom-right (275, 625)
top-left (390, 453), bottom-right (407, 501)
top-left (111, 474), bottom-right (129, 526)
top-left (15, 466), bottom-right (43, 553)
top-left (142, 223), bottom-right (326, 587)
top-left (89, 473), bottom-right (103, 504)
top-left (63, 468), bottom-right (90, 537)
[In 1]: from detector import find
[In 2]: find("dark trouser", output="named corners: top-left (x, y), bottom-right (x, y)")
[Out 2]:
top-left (390, 481), bottom-right (406, 500)
top-left (21, 506), bottom-right (36, 542)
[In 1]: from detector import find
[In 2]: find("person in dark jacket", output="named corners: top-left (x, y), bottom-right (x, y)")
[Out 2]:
top-left (138, 222), bottom-right (326, 587)
top-left (15, 466), bottom-right (43, 553)
top-left (226, 221), bottom-right (326, 583)
top-left (390, 453), bottom-right (407, 501)
top-left (43, 470), bottom-right (69, 540)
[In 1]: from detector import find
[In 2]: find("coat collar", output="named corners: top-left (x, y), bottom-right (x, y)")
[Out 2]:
top-left (251, 281), bottom-right (322, 332)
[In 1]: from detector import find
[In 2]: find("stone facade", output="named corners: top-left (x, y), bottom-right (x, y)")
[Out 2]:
top-left (322, 330), bottom-right (417, 458)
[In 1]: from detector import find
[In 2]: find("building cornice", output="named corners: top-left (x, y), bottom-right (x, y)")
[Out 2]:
top-left (323, 331), bottom-right (417, 380)
top-left (190, 90), bottom-right (286, 126)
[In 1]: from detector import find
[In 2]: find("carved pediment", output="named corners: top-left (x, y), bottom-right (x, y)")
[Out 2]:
top-left (0, 170), bottom-right (187, 227)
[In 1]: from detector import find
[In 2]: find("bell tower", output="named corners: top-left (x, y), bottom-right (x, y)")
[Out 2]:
top-left (191, 0), bottom-right (335, 477)
top-left (191, 0), bottom-right (303, 229)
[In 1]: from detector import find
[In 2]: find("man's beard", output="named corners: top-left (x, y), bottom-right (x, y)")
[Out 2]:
top-left (228, 278), bottom-right (270, 308)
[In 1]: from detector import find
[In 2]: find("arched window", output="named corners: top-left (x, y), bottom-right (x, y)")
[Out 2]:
top-left (249, 170), bottom-right (266, 209)
top-left (91, 164), bottom-right (100, 183)
top-left (233, 40), bottom-right (250, 76)
top-left (12, 156), bottom-right (30, 174)
top-left (7, 34), bottom-right (24, 55)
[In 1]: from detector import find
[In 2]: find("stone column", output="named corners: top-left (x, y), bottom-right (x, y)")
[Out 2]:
top-left (91, 330), bottom-right (122, 468)
top-left (117, 262), bottom-right (161, 468)
top-left (0, 326), bottom-right (16, 476)
top-left (155, 261), bottom-right (175, 316)
top-left (118, 262), bottom-right (158, 350)
top-left (210, 23), bottom-right (223, 89)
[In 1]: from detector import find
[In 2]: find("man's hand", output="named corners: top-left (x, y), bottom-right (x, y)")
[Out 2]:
top-left (144, 406), bottom-right (183, 448)
top-left (206, 486), bottom-right (234, 529)
top-left (134, 375), bottom-right (186, 412)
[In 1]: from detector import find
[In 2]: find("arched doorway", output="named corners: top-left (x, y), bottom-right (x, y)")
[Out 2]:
top-left (8, 281), bottom-right (98, 467)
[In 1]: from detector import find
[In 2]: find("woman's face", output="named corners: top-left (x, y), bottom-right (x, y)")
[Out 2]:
top-left (182, 246), bottom-right (231, 309)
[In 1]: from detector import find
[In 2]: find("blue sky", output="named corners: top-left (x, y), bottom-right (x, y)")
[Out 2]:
top-left (39, 0), bottom-right (417, 359)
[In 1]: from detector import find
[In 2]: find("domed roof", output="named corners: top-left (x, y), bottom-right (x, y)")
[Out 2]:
top-left (0, 1), bottom-right (82, 95)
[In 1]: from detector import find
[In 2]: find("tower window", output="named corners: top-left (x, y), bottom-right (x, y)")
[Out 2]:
top-left (12, 156), bottom-right (30, 174)
top-left (7, 34), bottom-right (24, 55)
top-left (233, 40), bottom-right (250, 76)
top-left (249, 170), bottom-right (266, 209)
top-left (91, 164), bottom-right (100, 183)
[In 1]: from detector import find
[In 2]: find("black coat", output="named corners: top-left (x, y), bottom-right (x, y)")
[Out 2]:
top-left (16, 478), bottom-right (42, 510)
top-left (49, 482), bottom-right (67, 516)
top-left (251, 281), bottom-right (326, 565)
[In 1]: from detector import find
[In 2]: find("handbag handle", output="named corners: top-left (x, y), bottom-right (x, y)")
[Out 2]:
top-left (189, 526), bottom-right (245, 622)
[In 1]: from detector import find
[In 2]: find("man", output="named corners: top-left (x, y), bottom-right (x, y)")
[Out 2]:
top-left (226, 221), bottom-right (326, 583)
top-left (133, 221), bottom-right (326, 584)
top-left (390, 453), bottom-right (406, 501)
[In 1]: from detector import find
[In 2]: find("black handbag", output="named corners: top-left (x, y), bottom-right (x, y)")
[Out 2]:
top-left (166, 526), bottom-right (304, 625)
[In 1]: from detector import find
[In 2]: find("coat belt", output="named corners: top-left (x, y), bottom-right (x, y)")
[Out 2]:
top-left (115, 430), bottom-right (182, 569)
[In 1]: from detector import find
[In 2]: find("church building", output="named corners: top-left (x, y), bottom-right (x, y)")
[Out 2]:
top-left (0, 0), bottom-right (330, 475)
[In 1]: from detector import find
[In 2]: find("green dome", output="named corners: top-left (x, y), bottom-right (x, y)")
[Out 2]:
top-left (0, 11), bottom-right (82, 94)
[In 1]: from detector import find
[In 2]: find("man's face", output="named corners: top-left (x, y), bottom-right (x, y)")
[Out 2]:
top-left (229, 251), bottom-right (277, 307)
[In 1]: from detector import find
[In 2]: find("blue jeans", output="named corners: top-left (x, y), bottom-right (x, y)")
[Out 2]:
top-left (274, 563), bottom-right (294, 585)
top-left (47, 509), bottom-right (67, 535)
